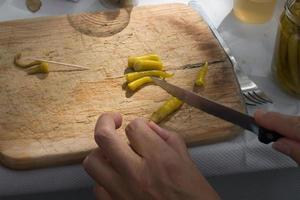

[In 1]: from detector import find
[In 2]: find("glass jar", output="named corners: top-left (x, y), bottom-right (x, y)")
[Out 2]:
top-left (272, 0), bottom-right (300, 97)
top-left (98, 0), bottom-right (136, 8)
top-left (233, 0), bottom-right (276, 24)
top-left (67, 0), bottom-right (136, 37)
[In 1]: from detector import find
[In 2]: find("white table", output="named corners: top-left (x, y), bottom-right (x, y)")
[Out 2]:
top-left (0, 0), bottom-right (297, 197)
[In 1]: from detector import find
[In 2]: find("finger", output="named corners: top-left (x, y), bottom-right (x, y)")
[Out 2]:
top-left (94, 185), bottom-right (112, 200)
top-left (95, 112), bottom-right (141, 174)
top-left (125, 118), bottom-right (169, 157)
top-left (83, 149), bottom-right (122, 191)
top-left (273, 138), bottom-right (300, 164)
top-left (148, 121), bottom-right (189, 159)
top-left (254, 110), bottom-right (300, 141)
top-left (107, 112), bottom-right (123, 129)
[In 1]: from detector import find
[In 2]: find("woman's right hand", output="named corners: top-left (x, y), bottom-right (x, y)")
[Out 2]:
top-left (255, 110), bottom-right (300, 164)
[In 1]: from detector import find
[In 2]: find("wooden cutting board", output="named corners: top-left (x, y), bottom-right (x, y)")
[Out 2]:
top-left (0, 3), bottom-right (245, 169)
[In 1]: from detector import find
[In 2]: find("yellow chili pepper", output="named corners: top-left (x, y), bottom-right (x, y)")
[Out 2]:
top-left (126, 70), bottom-right (174, 82)
top-left (133, 60), bottom-right (164, 71)
top-left (127, 76), bottom-right (153, 91)
top-left (14, 53), bottom-right (42, 68)
top-left (27, 62), bottom-right (49, 75)
top-left (150, 97), bottom-right (183, 123)
top-left (195, 61), bottom-right (209, 87)
top-left (128, 54), bottom-right (161, 68)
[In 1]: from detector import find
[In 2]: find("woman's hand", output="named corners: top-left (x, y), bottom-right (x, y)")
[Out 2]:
top-left (83, 112), bottom-right (220, 200)
top-left (255, 110), bottom-right (300, 164)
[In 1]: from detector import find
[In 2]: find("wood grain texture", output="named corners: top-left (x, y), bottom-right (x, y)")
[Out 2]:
top-left (0, 3), bottom-right (245, 169)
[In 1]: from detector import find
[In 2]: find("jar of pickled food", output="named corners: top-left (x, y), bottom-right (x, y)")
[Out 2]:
top-left (234, 0), bottom-right (276, 24)
top-left (272, 0), bottom-right (300, 97)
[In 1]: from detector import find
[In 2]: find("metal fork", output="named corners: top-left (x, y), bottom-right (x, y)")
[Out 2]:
top-left (217, 36), bottom-right (273, 106)
top-left (189, 0), bottom-right (273, 106)
top-left (234, 65), bottom-right (273, 106)
top-left (222, 45), bottom-right (273, 106)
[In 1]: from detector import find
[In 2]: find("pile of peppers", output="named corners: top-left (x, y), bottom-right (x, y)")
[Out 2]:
top-left (125, 54), bottom-right (209, 123)
top-left (125, 54), bottom-right (173, 91)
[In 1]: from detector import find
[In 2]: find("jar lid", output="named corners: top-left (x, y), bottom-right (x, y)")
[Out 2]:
top-left (286, 0), bottom-right (300, 26)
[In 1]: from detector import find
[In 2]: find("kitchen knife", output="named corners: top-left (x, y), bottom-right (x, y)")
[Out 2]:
top-left (152, 77), bottom-right (283, 144)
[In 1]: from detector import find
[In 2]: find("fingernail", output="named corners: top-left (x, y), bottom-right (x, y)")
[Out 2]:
top-left (273, 142), bottom-right (291, 155)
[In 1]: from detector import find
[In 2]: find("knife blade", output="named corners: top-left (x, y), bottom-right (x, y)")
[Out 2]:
top-left (152, 77), bottom-right (282, 144)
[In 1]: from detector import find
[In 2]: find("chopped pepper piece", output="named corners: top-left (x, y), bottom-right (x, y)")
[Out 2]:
top-left (150, 97), bottom-right (183, 123)
top-left (27, 62), bottom-right (49, 75)
top-left (195, 61), bottom-right (209, 87)
top-left (14, 53), bottom-right (42, 68)
top-left (133, 60), bottom-right (164, 71)
top-left (126, 70), bottom-right (174, 82)
top-left (127, 76), bottom-right (153, 91)
top-left (128, 54), bottom-right (161, 68)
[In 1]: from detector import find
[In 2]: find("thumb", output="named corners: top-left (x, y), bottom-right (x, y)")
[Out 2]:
top-left (273, 138), bottom-right (300, 164)
top-left (254, 110), bottom-right (300, 141)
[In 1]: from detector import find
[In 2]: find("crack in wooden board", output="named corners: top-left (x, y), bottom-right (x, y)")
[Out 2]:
top-left (0, 3), bottom-right (245, 169)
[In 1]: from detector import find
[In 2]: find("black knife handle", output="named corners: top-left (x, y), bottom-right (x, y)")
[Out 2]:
top-left (258, 127), bottom-right (283, 144)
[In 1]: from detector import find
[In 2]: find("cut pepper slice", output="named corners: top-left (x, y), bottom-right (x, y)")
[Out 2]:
top-left (195, 61), bottom-right (209, 87)
top-left (133, 60), bottom-right (163, 71)
top-left (150, 97), bottom-right (183, 123)
top-left (126, 70), bottom-right (173, 82)
top-left (127, 76), bottom-right (153, 91)
top-left (128, 54), bottom-right (161, 68)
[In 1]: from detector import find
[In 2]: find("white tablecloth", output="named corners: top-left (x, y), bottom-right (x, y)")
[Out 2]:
top-left (0, 0), bottom-right (297, 197)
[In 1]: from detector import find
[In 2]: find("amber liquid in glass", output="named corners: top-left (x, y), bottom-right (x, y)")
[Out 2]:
top-left (234, 0), bottom-right (276, 23)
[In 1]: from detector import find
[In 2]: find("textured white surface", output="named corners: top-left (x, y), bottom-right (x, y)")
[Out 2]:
top-left (0, 0), bottom-right (298, 197)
